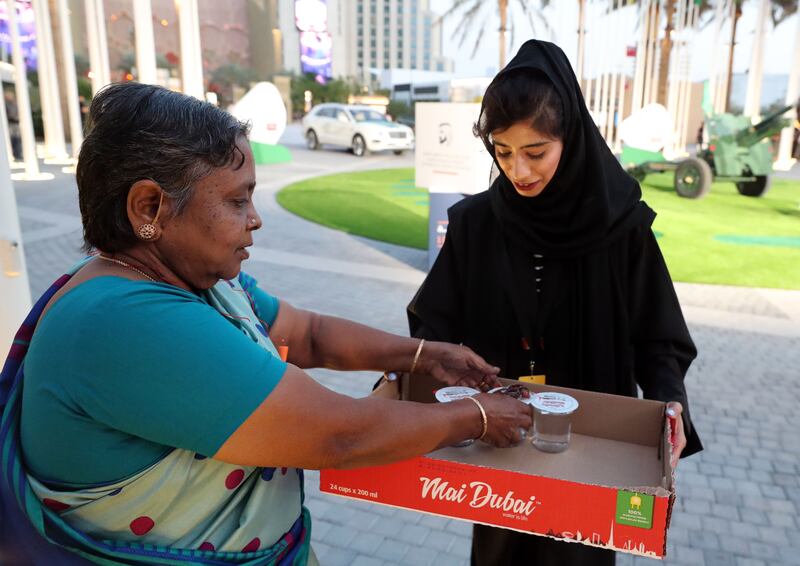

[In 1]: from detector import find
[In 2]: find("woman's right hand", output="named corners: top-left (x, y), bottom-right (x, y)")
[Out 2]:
top-left (470, 393), bottom-right (532, 448)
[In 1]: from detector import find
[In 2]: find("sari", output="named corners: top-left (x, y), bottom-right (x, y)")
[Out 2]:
top-left (0, 264), bottom-right (313, 565)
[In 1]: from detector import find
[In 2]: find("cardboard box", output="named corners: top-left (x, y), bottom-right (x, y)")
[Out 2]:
top-left (320, 375), bottom-right (676, 559)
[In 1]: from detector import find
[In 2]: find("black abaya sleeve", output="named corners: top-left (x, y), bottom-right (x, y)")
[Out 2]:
top-left (407, 208), bottom-right (466, 344)
top-left (628, 228), bottom-right (703, 457)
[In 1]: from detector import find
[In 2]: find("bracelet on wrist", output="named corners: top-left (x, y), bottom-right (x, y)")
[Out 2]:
top-left (410, 338), bottom-right (425, 374)
top-left (465, 395), bottom-right (488, 440)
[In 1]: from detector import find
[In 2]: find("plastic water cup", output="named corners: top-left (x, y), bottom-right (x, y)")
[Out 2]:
top-left (531, 392), bottom-right (579, 453)
top-left (435, 386), bottom-right (480, 447)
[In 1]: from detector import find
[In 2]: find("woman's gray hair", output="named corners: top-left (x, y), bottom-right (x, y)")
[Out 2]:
top-left (77, 82), bottom-right (251, 252)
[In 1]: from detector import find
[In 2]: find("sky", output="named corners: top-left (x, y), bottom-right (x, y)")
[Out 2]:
top-left (428, 0), bottom-right (799, 83)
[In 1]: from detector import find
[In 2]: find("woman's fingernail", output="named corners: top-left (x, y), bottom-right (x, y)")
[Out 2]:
top-left (666, 408), bottom-right (676, 417)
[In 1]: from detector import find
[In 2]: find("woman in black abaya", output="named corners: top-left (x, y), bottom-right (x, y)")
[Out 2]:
top-left (407, 40), bottom-right (702, 566)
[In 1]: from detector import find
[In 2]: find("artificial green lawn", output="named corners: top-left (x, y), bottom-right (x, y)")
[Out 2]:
top-left (276, 168), bottom-right (800, 289)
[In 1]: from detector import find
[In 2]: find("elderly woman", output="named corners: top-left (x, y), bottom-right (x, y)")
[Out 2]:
top-left (0, 83), bottom-right (532, 565)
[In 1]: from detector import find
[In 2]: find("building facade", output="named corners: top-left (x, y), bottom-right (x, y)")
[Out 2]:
top-left (280, 0), bottom-right (452, 86)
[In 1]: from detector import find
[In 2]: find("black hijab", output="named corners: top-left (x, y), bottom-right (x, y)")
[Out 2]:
top-left (484, 40), bottom-right (655, 257)
top-left (409, 41), bottom-right (701, 458)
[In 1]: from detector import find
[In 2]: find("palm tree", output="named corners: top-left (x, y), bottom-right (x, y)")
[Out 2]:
top-left (437, 0), bottom-right (551, 72)
top-left (722, 0), bottom-right (796, 111)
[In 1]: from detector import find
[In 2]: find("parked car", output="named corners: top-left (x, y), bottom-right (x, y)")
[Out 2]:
top-left (301, 103), bottom-right (415, 156)
top-left (395, 115), bottom-right (415, 131)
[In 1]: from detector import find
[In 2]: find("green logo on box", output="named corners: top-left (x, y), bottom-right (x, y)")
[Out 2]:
top-left (615, 490), bottom-right (653, 529)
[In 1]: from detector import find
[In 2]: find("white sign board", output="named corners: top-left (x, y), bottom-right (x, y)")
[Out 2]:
top-left (415, 103), bottom-right (494, 195)
top-left (230, 82), bottom-right (287, 146)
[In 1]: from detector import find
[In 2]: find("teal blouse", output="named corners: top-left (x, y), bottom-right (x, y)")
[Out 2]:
top-left (20, 274), bottom-right (286, 486)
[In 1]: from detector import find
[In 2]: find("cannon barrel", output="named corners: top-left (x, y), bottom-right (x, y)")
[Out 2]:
top-left (734, 105), bottom-right (793, 147)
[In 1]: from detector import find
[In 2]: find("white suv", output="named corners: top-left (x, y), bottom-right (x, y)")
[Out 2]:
top-left (302, 103), bottom-right (415, 157)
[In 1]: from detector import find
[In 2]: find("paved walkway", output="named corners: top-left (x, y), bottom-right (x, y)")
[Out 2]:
top-left (11, 127), bottom-right (800, 566)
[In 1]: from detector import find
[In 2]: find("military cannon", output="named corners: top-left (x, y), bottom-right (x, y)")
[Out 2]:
top-left (623, 105), bottom-right (792, 199)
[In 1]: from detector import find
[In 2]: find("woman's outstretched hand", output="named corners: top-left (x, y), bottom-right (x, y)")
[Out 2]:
top-left (414, 341), bottom-right (502, 390)
top-left (471, 393), bottom-right (532, 448)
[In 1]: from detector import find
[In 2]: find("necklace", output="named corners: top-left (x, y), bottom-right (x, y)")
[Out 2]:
top-left (97, 254), bottom-right (158, 283)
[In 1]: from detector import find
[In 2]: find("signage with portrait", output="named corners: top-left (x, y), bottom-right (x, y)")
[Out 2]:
top-left (300, 31), bottom-right (332, 82)
top-left (415, 103), bottom-right (494, 195)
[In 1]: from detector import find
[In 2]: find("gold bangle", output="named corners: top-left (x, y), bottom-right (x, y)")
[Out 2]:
top-left (465, 395), bottom-right (488, 441)
top-left (410, 338), bottom-right (425, 374)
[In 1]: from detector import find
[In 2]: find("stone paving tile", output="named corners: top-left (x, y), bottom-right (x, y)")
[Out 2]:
top-left (318, 545), bottom-right (358, 566)
top-left (689, 530), bottom-right (721, 551)
top-left (371, 538), bottom-right (408, 563)
top-left (324, 524), bottom-right (358, 548)
top-left (418, 514), bottom-right (450, 530)
top-left (423, 530), bottom-right (459, 552)
top-left (703, 550), bottom-right (737, 566)
top-left (777, 546), bottom-right (800, 565)
top-left (673, 546), bottom-right (707, 566)
top-left (351, 555), bottom-right (384, 566)
top-left (719, 537), bottom-right (751, 558)
top-left (394, 523), bottom-right (430, 546)
top-left (13, 144), bottom-right (800, 566)
top-left (402, 546), bottom-right (440, 566)
top-left (348, 532), bottom-right (385, 555)
top-left (427, 554), bottom-right (468, 566)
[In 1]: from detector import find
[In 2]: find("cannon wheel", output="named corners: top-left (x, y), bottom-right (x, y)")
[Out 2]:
top-left (736, 175), bottom-right (771, 197)
top-left (674, 157), bottom-right (712, 199)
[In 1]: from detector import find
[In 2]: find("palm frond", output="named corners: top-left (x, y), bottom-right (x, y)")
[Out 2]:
top-left (470, 25), bottom-right (487, 60)
top-left (454, 1), bottom-right (486, 48)
top-left (435, 0), bottom-right (478, 26)
top-left (525, 0), bottom-right (553, 38)
top-left (770, 0), bottom-right (798, 28)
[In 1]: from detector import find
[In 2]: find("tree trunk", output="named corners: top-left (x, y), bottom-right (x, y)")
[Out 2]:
top-left (577, 0), bottom-right (586, 87)
top-left (499, 0), bottom-right (508, 70)
top-left (724, 1), bottom-right (742, 112)
top-left (656, 0), bottom-right (676, 106)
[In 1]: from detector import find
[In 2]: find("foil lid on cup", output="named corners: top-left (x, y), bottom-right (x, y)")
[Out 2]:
top-left (531, 392), bottom-right (579, 415)
top-left (435, 386), bottom-right (479, 403)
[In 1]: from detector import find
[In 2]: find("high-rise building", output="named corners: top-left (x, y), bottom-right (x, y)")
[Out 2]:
top-left (280, 0), bottom-right (452, 85)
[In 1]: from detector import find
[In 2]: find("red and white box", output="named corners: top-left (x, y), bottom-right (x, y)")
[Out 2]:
top-left (320, 376), bottom-right (676, 559)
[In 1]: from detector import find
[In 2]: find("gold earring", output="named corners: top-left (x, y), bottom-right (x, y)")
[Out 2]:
top-left (136, 192), bottom-right (164, 242)
top-left (137, 224), bottom-right (158, 240)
